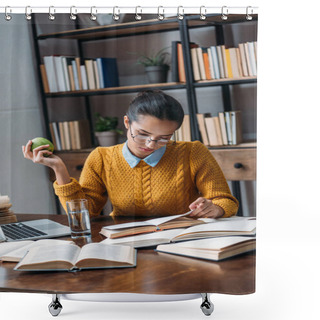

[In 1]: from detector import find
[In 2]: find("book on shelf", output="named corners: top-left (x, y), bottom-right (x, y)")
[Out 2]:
top-left (49, 119), bottom-right (91, 151)
top-left (14, 242), bottom-right (137, 272)
top-left (0, 195), bottom-right (17, 227)
top-left (41, 55), bottom-right (119, 93)
top-left (101, 217), bottom-right (256, 249)
top-left (156, 236), bottom-right (256, 262)
top-left (174, 114), bottom-right (191, 142)
top-left (197, 111), bottom-right (243, 146)
top-left (0, 239), bottom-right (73, 262)
top-left (185, 41), bottom-right (257, 82)
top-left (100, 210), bottom-right (203, 239)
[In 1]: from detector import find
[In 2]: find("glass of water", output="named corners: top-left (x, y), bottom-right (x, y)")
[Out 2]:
top-left (66, 199), bottom-right (91, 239)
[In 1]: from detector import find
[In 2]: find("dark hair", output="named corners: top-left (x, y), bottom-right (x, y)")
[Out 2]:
top-left (127, 90), bottom-right (184, 128)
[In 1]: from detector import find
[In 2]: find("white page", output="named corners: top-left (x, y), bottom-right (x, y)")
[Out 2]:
top-left (176, 218), bottom-right (256, 237)
top-left (101, 229), bottom-right (184, 247)
top-left (2, 239), bottom-right (72, 261)
top-left (104, 210), bottom-right (193, 230)
top-left (0, 240), bottom-right (34, 258)
top-left (16, 243), bottom-right (80, 267)
top-left (76, 243), bottom-right (134, 264)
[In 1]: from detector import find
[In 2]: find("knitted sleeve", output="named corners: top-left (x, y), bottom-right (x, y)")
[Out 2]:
top-left (53, 148), bottom-right (108, 216)
top-left (190, 141), bottom-right (239, 217)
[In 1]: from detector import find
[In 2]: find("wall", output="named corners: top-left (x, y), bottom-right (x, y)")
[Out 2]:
top-left (0, 16), bottom-right (56, 214)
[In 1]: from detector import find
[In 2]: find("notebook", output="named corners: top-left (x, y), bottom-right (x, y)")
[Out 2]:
top-left (0, 219), bottom-right (71, 242)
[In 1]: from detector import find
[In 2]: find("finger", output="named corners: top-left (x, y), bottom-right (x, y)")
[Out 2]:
top-left (189, 197), bottom-right (206, 210)
top-left (189, 200), bottom-right (210, 217)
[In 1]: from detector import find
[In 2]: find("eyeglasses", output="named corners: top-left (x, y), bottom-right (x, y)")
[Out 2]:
top-left (129, 124), bottom-right (171, 146)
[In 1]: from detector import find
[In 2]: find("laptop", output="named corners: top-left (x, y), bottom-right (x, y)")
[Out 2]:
top-left (0, 219), bottom-right (71, 242)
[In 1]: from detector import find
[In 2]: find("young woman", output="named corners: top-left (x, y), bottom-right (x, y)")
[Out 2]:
top-left (22, 90), bottom-right (238, 219)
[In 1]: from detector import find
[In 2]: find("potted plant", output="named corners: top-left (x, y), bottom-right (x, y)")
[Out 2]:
top-left (134, 47), bottom-right (170, 84)
top-left (94, 112), bottom-right (123, 147)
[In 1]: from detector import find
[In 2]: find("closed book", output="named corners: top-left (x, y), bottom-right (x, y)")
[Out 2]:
top-left (218, 112), bottom-right (228, 145)
top-left (156, 236), bottom-right (256, 262)
top-left (61, 57), bottom-right (71, 91)
top-left (244, 42), bottom-right (253, 76)
top-left (207, 47), bottom-right (215, 79)
top-left (196, 113), bottom-right (210, 146)
top-left (63, 121), bottom-right (71, 150)
top-left (85, 59), bottom-right (96, 90)
top-left (190, 47), bottom-right (200, 81)
top-left (181, 114), bottom-right (191, 142)
top-left (196, 47), bottom-right (206, 80)
top-left (247, 42), bottom-right (257, 76)
top-left (14, 243), bottom-right (137, 271)
top-left (216, 46), bottom-right (225, 78)
top-left (68, 121), bottom-right (77, 150)
top-left (238, 43), bottom-right (249, 77)
top-left (96, 58), bottom-right (105, 88)
top-left (99, 58), bottom-right (119, 88)
top-left (177, 42), bottom-right (185, 82)
top-left (228, 48), bottom-right (241, 78)
top-left (224, 112), bottom-right (233, 145)
top-left (58, 122), bottom-right (66, 150)
top-left (72, 60), bottom-right (80, 90)
top-left (67, 65), bottom-right (75, 91)
top-left (49, 123), bottom-right (58, 150)
top-left (39, 64), bottom-right (50, 93)
top-left (202, 49), bottom-right (211, 80)
top-left (80, 65), bottom-right (88, 90)
top-left (53, 56), bottom-right (67, 92)
top-left (51, 122), bottom-right (62, 150)
top-left (230, 110), bottom-right (243, 145)
top-left (225, 49), bottom-right (233, 78)
top-left (93, 60), bottom-right (101, 89)
top-left (43, 56), bottom-right (58, 92)
top-left (75, 57), bottom-right (83, 90)
top-left (220, 45), bottom-right (228, 78)
top-left (210, 46), bottom-right (220, 79)
top-left (204, 117), bottom-right (221, 146)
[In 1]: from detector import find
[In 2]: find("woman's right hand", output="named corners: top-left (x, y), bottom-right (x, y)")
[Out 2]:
top-left (22, 140), bottom-right (61, 169)
top-left (22, 140), bottom-right (71, 185)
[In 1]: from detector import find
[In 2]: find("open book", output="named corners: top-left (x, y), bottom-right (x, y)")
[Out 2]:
top-left (101, 217), bottom-right (256, 248)
top-left (0, 239), bottom-right (73, 262)
top-left (156, 236), bottom-right (256, 261)
top-left (100, 210), bottom-right (204, 239)
top-left (14, 242), bottom-right (137, 271)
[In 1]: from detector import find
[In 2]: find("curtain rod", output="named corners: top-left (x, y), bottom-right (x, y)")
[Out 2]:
top-left (0, 6), bottom-right (258, 17)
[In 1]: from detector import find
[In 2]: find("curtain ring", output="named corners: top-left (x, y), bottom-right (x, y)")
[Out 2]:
top-left (246, 6), bottom-right (253, 21)
top-left (200, 6), bottom-right (206, 20)
top-left (157, 6), bottom-right (164, 20)
top-left (221, 6), bottom-right (228, 20)
top-left (177, 6), bottom-right (184, 20)
top-left (70, 6), bottom-right (77, 20)
top-left (113, 6), bottom-right (120, 21)
top-left (90, 6), bottom-right (97, 21)
top-left (25, 6), bottom-right (32, 21)
top-left (5, 6), bottom-right (12, 21)
top-left (48, 6), bottom-right (55, 21)
top-left (135, 6), bottom-right (142, 21)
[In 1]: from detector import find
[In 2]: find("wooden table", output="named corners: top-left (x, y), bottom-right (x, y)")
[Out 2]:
top-left (0, 214), bottom-right (255, 315)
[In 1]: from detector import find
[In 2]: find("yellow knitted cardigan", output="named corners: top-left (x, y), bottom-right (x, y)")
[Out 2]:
top-left (54, 141), bottom-right (239, 217)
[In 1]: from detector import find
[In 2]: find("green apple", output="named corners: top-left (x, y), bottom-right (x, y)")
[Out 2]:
top-left (31, 137), bottom-right (54, 157)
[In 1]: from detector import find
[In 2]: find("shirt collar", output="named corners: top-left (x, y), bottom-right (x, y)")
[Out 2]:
top-left (122, 141), bottom-right (167, 168)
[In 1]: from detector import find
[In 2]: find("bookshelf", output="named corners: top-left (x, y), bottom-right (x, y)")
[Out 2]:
top-left (31, 13), bottom-right (257, 215)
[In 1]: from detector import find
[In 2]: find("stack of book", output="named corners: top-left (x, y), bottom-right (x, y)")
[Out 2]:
top-left (0, 195), bottom-right (17, 225)
top-left (172, 41), bottom-right (257, 83)
top-left (197, 111), bottom-right (242, 146)
top-left (100, 213), bottom-right (256, 261)
top-left (49, 119), bottom-right (92, 151)
top-left (41, 56), bottom-right (119, 93)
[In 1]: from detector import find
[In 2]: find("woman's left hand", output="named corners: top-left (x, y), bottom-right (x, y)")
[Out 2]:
top-left (188, 197), bottom-right (224, 219)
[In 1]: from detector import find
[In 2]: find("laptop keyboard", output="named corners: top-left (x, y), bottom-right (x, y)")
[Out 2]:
top-left (1, 223), bottom-right (47, 240)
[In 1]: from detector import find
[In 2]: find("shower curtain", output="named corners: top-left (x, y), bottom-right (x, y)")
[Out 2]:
top-left (0, 7), bottom-right (257, 318)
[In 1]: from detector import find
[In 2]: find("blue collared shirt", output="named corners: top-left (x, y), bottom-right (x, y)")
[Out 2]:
top-left (122, 141), bottom-right (167, 168)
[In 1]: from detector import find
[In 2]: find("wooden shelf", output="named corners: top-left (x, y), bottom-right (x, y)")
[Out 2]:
top-left (37, 14), bottom-right (258, 41)
top-left (45, 77), bottom-right (257, 98)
